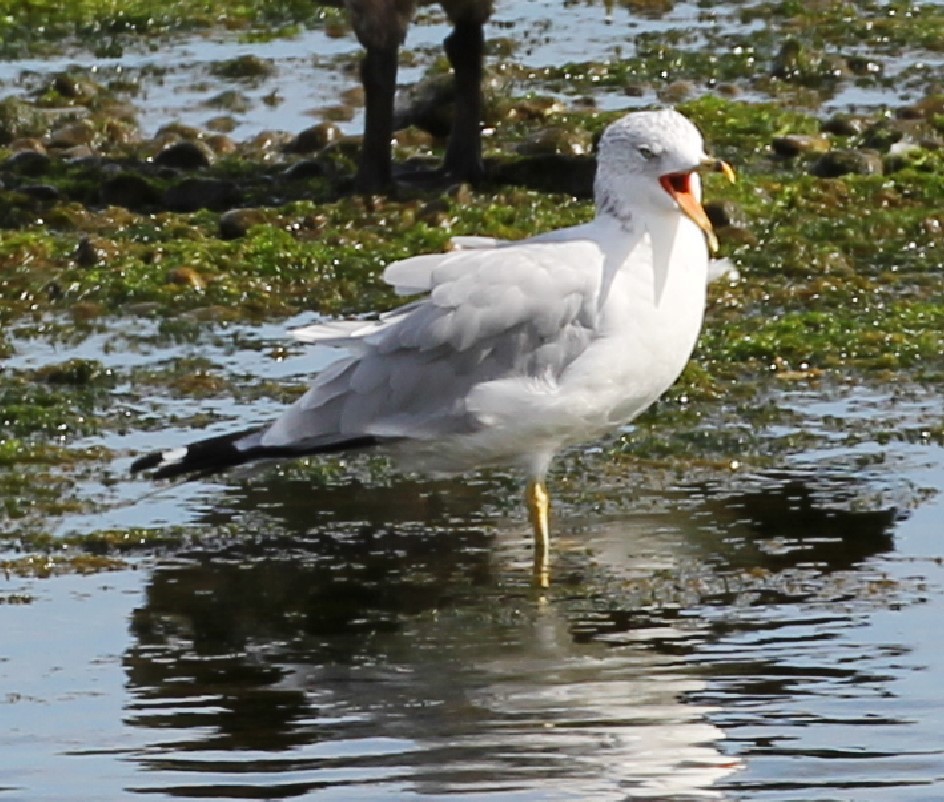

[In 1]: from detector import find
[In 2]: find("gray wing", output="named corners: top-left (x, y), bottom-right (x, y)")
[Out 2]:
top-left (262, 241), bottom-right (605, 447)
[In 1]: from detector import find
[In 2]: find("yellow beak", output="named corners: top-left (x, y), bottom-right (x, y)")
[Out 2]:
top-left (659, 158), bottom-right (735, 253)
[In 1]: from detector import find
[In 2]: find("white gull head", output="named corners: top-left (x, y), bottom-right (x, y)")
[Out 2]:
top-left (593, 109), bottom-right (714, 231)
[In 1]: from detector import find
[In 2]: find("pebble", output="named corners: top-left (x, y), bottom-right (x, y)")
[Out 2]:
top-left (771, 134), bottom-right (831, 157)
top-left (167, 267), bottom-right (205, 290)
top-left (219, 208), bottom-right (268, 240)
top-left (163, 177), bottom-right (242, 212)
top-left (48, 120), bottom-right (96, 148)
top-left (517, 127), bottom-right (593, 157)
top-left (18, 184), bottom-right (61, 202)
top-left (286, 123), bottom-right (343, 154)
top-left (810, 149), bottom-right (883, 178)
top-left (820, 114), bottom-right (868, 136)
top-left (503, 97), bottom-right (565, 121)
top-left (209, 54), bottom-right (276, 80)
top-left (6, 149), bottom-right (52, 176)
top-left (154, 139), bottom-right (216, 170)
top-left (282, 158), bottom-right (328, 181)
top-left (491, 154), bottom-right (595, 198)
top-left (100, 172), bottom-right (162, 209)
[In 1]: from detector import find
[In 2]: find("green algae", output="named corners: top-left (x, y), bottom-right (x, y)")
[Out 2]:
top-left (8, 97), bottom-right (939, 380)
top-left (0, 0), bottom-right (344, 58)
top-left (1, 551), bottom-right (128, 578)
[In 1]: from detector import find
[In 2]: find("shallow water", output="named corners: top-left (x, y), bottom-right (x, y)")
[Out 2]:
top-left (3, 382), bottom-right (944, 800)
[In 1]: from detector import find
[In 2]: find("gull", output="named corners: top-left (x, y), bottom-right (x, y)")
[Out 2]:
top-left (131, 108), bottom-right (734, 585)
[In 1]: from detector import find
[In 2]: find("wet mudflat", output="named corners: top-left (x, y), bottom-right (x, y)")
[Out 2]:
top-left (2, 0), bottom-right (944, 799)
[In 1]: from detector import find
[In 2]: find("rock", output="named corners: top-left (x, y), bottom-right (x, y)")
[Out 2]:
top-left (167, 267), bottom-right (205, 290)
top-left (517, 127), bottom-right (593, 157)
top-left (73, 236), bottom-right (118, 267)
top-left (204, 133), bottom-right (237, 156)
top-left (908, 94), bottom-right (944, 120)
top-left (48, 120), bottom-right (96, 148)
top-left (820, 114), bottom-right (868, 136)
top-left (154, 139), bottom-right (215, 170)
top-left (50, 73), bottom-right (99, 100)
top-left (771, 38), bottom-right (849, 86)
top-left (219, 208), bottom-right (267, 240)
top-left (18, 184), bottom-right (61, 202)
top-left (100, 172), bottom-right (163, 209)
top-left (100, 110), bottom-right (141, 146)
top-left (35, 358), bottom-right (107, 385)
top-left (282, 158), bottom-right (328, 181)
top-left (60, 144), bottom-right (95, 160)
top-left (154, 122), bottom-right (203, 142)
top-left (8, 138), bottom-right (46, 153)
top-left (70, 301), bottom-right (105, 322)
top-left (5, 149), bottom-right (52, 176)
top-left (286, 123), bottom-right (343, 154)
top-left (283, 139), bottom-right (358, 182)
top-left (859, 120), bottom-right (905, 151)
top-left (658, 81), bottom-right (694, 103)
top-left (772, 39), bottom-right (804, 79)
top-left (392, 126), bottom-right (434, 149)
top-left (485, 36), bottom-right (517, 58)
top-left (864, 117), bottom-right (941, 151)
top-left (209, 54), bottom-right (277, 80)
top-left (845, 55), bottom-right (883, 78)
top-left (393, 72), bottom-right (455, 137)
top-left (771, 134), bottom-right (831, 157)
top-left (163, 177), bottom-right (241, 212)
top-left (74, 236), bottom-right (101, 267)
top-left (810, 149), bottom-right (883, 178)
top-left (490, 155), bottom-right (595, 197)
top-left (704, 199), bottom-right (749, 230)
top-left (339, 86), bottom-right (365, 107)
top-left (245, 129), bottom-right (295, 154)
top-left (0, 96), bottom-right (49, 144)
top-left (205, 89), bottom-right (252, 114)
top-left (205, 115), bottom-right (238, 133)
top-left (321, 104), bottom-right (356, 123)
top-left (502, 96), bottom-right (566, 122)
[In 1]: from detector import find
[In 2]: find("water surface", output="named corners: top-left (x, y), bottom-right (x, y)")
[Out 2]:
top-left (3, 385), bottom-right (943, 799)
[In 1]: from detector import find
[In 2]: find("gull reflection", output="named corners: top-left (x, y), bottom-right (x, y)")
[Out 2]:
top-left (123, 471), bottom-right (745, 800)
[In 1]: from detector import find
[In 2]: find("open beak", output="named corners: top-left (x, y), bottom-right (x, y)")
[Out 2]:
top-left (659, 158), bottom-right (735, 253)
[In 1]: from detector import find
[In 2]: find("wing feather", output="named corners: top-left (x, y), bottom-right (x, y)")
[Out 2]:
top-left (264, 240), bottom-right (605, 447)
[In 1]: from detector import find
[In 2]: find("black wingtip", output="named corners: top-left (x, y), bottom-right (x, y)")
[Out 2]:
top-left (131, 426), bottom-right (263, 481)
top-left (130, 451), bottom-right (163, 474)
top-left (131, 428), bottom-right (392, 482)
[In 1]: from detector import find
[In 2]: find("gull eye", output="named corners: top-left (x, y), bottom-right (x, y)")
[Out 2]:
top-left (637, 144), bottom-right (659, 160)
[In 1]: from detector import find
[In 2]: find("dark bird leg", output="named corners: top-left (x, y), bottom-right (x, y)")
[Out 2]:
top-left (442, 16), bottom-right (486, 184)
top-left (356, 44), bottom-right (399, 192)
top-left (347, 0), bottom-right (415, 193)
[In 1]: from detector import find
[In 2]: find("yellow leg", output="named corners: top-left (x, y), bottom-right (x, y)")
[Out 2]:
top-left (525, 480), bottom-right (550, 588)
